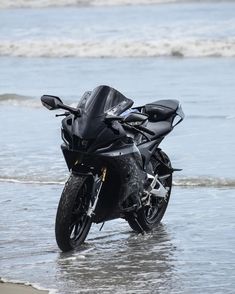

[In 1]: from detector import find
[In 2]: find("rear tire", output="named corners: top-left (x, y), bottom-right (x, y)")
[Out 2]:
top-left (55, 174), bottom-right (92, 252)
top-left (128, 151), bottom-right (172, 232)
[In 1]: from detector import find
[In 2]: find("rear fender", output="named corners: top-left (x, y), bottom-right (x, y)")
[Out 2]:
top-left (172, 103), bottom-right (185, 128)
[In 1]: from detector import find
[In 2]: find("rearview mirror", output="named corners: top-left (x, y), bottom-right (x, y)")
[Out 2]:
top-left (41, 95), bottom-right (63, 110)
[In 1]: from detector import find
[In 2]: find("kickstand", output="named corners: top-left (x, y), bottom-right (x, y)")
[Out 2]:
top-left (99, 222), bottom-right (105, 231)
top-left (130, 213), bottom-right (145, 235)
top-left (134, 218), bottom-right (145, 235)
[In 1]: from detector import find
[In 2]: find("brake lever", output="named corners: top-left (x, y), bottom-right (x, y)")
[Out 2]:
top-left (55, 112), bottom-right (70, 117)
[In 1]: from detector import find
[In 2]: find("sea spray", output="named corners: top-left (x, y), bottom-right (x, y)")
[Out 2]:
top-left (0, 39), bottom-right (235, 58)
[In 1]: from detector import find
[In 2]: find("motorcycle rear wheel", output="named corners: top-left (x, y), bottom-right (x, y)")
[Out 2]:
top-left (55, 174), bottom-right (92, 252)
top-left (128, 151), bottom-right (172, 233)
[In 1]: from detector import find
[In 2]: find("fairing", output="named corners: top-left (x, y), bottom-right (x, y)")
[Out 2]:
top-left (61, 141), bottom-right (146, 223)
top-left (77, 85), bottom-right (134, 117)
top-left (61, 85), bottom-right (133, 150)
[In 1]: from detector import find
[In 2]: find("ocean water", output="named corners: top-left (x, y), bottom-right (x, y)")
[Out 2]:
top-left (0, 1), bottom-right (235, 293)
top-left (0, 2), bottom-right (235, 57)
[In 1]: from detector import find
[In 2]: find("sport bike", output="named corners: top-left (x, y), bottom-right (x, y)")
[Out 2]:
top-left (41, 85), bottom-right (184, 252)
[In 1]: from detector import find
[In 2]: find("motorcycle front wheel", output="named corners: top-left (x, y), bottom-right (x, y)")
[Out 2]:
top-left (128, 151), bottom-right (172, 232)
top-left (55, 174), bottom-right (92, 252)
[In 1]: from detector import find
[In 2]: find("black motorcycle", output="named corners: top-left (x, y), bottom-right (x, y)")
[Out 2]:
top-left (41, 85), bottom-right (184, 252)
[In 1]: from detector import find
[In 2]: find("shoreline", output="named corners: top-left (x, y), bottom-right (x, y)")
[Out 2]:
top-left (0, 280), bottom-right (49, 294)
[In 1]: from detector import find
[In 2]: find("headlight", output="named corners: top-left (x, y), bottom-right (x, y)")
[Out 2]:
top-left (61, 129), bottom-right (71, 145)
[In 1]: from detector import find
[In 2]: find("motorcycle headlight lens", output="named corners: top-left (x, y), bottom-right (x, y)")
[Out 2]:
top-left (62, 129), bottom-right (71, 145)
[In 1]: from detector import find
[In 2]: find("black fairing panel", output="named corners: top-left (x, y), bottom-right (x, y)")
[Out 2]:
top-left (61, 141), bottom-right (146, 223)
top-left (92, 151), bottom-right (145, 223)
top-left (61, 85), bottom-right (133, 149)
top-left (77, 85), bottom-right (134, 117)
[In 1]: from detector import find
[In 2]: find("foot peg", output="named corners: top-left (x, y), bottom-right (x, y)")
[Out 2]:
top-left (172, 168), bottom-right (182, 172)
top-left (146, 173), bottom-right (168, 199)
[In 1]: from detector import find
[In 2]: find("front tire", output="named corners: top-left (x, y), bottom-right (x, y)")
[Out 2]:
top-left (55, 174), bottom-right (92, 252)
top-left (128, 151), bottom-right (172, 232)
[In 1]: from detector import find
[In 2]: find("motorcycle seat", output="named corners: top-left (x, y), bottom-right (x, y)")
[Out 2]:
top-left (144, 99), bottom-right (179, 122)
top-left (146, 121), bottom-right (172, 138)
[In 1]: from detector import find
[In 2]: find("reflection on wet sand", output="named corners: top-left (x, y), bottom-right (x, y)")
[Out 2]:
top-left (1, 185), bottom-right (235, 293)
top-left (56, 223), bottom-right (178, 293)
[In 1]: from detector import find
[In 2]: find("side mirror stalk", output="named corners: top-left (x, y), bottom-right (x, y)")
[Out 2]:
top-left (41, 95), bottom-right (81, 116)
top-left (58, 104), bottom-right (81, 116)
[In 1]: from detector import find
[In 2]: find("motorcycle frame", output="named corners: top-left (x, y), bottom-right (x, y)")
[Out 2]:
top-left (61, 133), bottom-right (172, 224)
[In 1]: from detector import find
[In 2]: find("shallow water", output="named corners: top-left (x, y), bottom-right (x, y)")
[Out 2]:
top-left (1, 57), bottom-right (235, 184)
top-left (1, 183), bottom-right (235, 293)
top-left (1, 1), bottom-right (235, 293)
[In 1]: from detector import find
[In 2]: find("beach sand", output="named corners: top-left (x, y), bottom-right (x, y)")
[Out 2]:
top-left (0, 282), bottom-right (49, 294)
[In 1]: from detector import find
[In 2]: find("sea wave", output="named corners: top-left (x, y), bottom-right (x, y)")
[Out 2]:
top-left (0, 0), bottom-right (221, 9)
top-left (173, 177), bottom-right (235, 188)
top-left (1, 175), bottom-right (235, 187)
top-left (0, 93), bottom-right (41, 107)
top-left (0, 176), bottom-right (65, 185)
top-left (0, 278), bottom-right (56, 294)
top-left (1, 94), bottom-right (234, 121)
top-left (0, 39), bottom-right (235, 58)
top-left (0, 93), bottom-right (76, 108)
top-left (189, 114), bottom-right (235, 120)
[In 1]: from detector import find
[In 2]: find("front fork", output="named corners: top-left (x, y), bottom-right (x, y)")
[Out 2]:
top-left (87, 167), bottom-right (107, 217)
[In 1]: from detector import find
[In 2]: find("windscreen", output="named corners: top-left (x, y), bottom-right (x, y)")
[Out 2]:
top-left (77, 85), bottom-right (134, 117)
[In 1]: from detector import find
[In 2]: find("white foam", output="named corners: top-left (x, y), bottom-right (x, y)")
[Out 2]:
top-left (0, 93), bottom-right (75, 108)
top-left (0, 176), bottom-right (65, 185)
top-left (0, 93), bottom-right (41, 107)
top-left (0, 38), bottom-right (235, 58)
top-left (0, 277), bottom-right (57, 294)
top-left (1, 175), bottom-right (235, 187)
top-left (173, 177), bottom-right (235, 187)
top-left (0, 0), bottom-right (192, 9)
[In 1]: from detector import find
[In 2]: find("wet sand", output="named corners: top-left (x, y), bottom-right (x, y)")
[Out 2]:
top-left (1, 184), bottom-right (235, 293)
top-left (0, 281), bottom-right (48, 294)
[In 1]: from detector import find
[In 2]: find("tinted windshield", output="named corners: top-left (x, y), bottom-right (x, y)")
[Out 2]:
top-left (78, 85), bottom-right (134, 117)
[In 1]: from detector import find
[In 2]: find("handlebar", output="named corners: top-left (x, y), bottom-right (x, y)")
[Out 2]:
top-left (122, 123), bottom-right (154, 141)
top-left (104, 115), bottom-right (155, 137)
top-left (55, 112), bottom-right (70, 117)
top-left (135, 125), bottom-right (155, 136)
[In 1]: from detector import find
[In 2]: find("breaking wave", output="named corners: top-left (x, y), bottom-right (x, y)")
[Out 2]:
top-left (0, 39), bottom-right (235, 58)
top-left (0, 0), bottom-right (226, 9)
top-left (0, 93), bottom-right (76, 108)
top-left (1, 175), bottom-right (235, 188)
top-left (0, 93), bottom-right (40, 107)
top-left (173, 177), bottom-right (235, 188)
top-left (0, 278), bottom-right (56, 294)
top-left (0, 176), bottom-right (66, 185)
